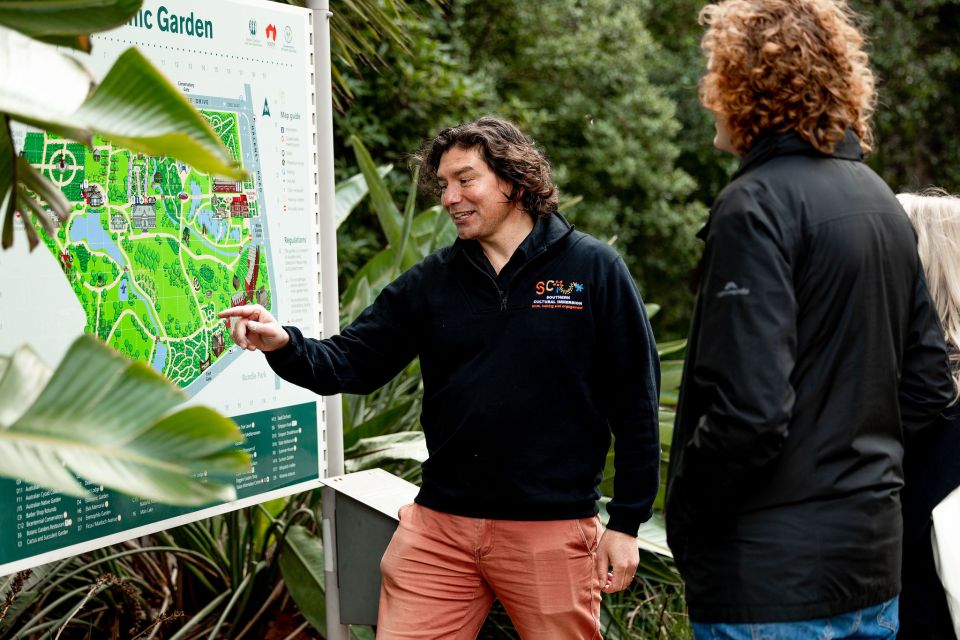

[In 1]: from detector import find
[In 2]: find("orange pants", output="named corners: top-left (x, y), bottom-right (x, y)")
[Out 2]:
top-left (377, 503), bottom-right (603, 639)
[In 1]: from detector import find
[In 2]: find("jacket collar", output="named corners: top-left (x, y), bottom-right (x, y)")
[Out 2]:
top-left (695, 129), bottom-right (865, 241)
top-left (733, 128), bottom-right (864, 180)
top-left (443, 211), bottom-right (574, 264)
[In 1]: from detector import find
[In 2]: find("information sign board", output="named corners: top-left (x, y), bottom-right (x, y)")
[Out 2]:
top-left (0, 0), bottom-right (327, 575)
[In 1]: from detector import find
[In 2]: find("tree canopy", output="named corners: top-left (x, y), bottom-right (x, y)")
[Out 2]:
top-left (331, 0), bottom-right (960, 336)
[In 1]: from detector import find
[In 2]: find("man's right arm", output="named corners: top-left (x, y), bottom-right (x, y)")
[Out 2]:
top-left (223, 274), bottom-right (420, 397)
top-left (900, 267), bottom-right (954, 433)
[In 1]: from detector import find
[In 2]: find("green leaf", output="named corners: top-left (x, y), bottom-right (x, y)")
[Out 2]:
top-left (0, 117), bottom-right (15, 249)
top-left (0, 336), bottom-right (249, 504)
top-left (343, 398), bottom-right (416, 449)
top-left (0, 25), bottom-right (94, 131)
top-left (5, 45), bottom-right (244, 179)
top-left (350, 135), bottom-right (419, 267)
top-left (279, 524), bottom-right (326, 632)
top-left (659, 360), bottom-right (683, 407)
top-left (15, 185), bottom-right (53, 249)
top-left (345, 431), bottom-right (428, 472)
top-left (350, 135), bottom-right (403, 245)
top-left (658, 409), bottom-right (675, 452)
top-left (0, 0), bottom-right (141, 37)
top-left (656, 339), bottom-right (687, 358)
top-left (0, 564), bottom-right (56, 633)
top-left (17, 157), bottom-right (70, 222)
top-left (335, 165), bottom-right (392, 229)
top-left (340, 247), bottom-right (394, 325)
top-left (0, 347), bottom-right (53, 430)
top-left (16, 194), bottom-right (40, 251)
top-left (166, 590), bottom-right (230, 640)
top-left (352, 625), bottom-right (377, 640)
top-left (417, 205), bottom-right (456, 254)
top-left (74, 48), bottom-right (243, 178)
top-left (252, 497), bottom-right (288, 556)
top-left (393, 163), bottom-right (421, 272)
top-left (35, 33), bottom-right (91, 52)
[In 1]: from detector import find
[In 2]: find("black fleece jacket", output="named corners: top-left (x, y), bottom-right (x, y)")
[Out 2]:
top-left (266, 212), bottom-right (661, 535)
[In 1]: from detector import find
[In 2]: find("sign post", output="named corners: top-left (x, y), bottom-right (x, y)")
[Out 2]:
top-left (0, 0), bottom-right (332, 581)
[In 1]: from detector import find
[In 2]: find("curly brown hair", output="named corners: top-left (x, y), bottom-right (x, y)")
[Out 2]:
top-left (416, 117), bottom-right (558, 218)
top-left (699, 0), bottom-right (876, 155)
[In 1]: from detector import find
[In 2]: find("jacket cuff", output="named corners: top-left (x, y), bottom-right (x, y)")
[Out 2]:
top-left (606, 508), bottom-right (651, 538)
top-left (264, 325), bottom-right (301, 368)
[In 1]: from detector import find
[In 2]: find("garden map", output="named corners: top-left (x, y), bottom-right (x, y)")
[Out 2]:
top-left (23, 99), bottom-right (269, 393)
top-left (0, 0), bottom-right (327, 574)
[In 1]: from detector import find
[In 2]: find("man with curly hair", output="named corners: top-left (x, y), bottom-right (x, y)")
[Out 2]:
top-left (664, 0), bottom-right (954, 637)
top-left (221, 117), bottom-right (661, 638)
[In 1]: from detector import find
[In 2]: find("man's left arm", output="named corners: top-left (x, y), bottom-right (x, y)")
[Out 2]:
top-left (594, 255), bottom-right (662, 592)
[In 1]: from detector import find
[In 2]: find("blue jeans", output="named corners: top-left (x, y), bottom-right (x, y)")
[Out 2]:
top-left (691, 597), bottom-right (899, 640)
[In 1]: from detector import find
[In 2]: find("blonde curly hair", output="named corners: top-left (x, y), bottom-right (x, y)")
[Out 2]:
top-left (699, 0), bottom-right (876, 156)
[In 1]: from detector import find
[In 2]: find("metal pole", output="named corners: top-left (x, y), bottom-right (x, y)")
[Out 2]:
top-left (306, 0), bottom-right (344, 479)
top-left (305, 1), bottom-right (349, 638)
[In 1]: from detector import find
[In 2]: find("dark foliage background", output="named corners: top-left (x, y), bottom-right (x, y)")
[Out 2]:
top-left (329, 0), bottom-right (960, 337)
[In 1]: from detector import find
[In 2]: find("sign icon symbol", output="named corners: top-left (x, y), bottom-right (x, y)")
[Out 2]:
top-left (284, 26), bottom-right (292, 43)
top-left (248, 19), bottom-right (256, 36)
top-left (265, 24), bottom-right (277, 41)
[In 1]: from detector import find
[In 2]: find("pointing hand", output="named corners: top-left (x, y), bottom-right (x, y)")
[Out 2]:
top-left (217, 304), bottom-right (290, 352)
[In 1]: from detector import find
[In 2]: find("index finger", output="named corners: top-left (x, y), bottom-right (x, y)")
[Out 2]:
top-left (218, 305), bottom-right (260, 319)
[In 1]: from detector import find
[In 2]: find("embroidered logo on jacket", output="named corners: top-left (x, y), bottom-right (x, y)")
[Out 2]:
top-left (716, 281), bottom-right (750, 298)
top-left (533, 279), bottom-right (585, 310)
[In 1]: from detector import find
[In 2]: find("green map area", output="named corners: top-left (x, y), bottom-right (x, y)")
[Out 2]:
top-left (22, 110), bottom-right (271, 389)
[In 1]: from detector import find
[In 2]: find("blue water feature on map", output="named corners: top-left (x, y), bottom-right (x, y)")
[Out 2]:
top-left (160, 181), bottom-right (235, 258)
top-left (151, 342), bottom-right (168, 373)
top-left (119, 277), bottom-right (129, 302)
top-left (230, 228), bottom-right (241, 242)
top-left (130, 288), bottom-right (161, 335)
top-left (196, 210), bottom-right (227, 243)
top-left (189, 180), bottom-right (202, 217)
top-left (70, 210), bottom-right (125, 265)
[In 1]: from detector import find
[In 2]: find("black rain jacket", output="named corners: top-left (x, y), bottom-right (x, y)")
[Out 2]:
top-left (267, 212), bottom-right (661, 535)
top-left (665, 131), bottom-right (954, 623)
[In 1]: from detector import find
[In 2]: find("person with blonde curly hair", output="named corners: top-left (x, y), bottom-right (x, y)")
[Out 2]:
top-left (665, 1), bottom-right (954, 638)
top-left (897, 189), bottom-right (960, 640)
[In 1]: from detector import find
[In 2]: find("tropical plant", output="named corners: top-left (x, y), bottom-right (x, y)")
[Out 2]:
top-left (0, 337), bottom-right (249, 505)
top-left (335, 135), bottom-right (452, 482)
top-left (0, 495), bottom-right (321, 638)
top-left (0, 0), bottom-right (244, 252)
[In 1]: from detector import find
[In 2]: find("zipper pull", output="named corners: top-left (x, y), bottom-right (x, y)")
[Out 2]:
top-left (498, 288), bottom-right (507, 311)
